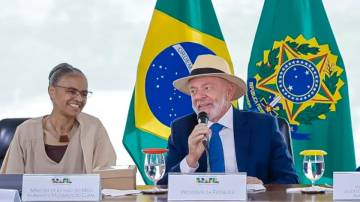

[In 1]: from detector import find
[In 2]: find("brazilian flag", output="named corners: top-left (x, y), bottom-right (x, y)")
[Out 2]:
top-left (245, 0), bottom-right (356, 184)
top-left (122, 0), bottom-right (234, 184)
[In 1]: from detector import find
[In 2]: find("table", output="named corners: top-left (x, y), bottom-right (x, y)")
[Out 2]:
top-left (103, 184), bottom-right (338, 201)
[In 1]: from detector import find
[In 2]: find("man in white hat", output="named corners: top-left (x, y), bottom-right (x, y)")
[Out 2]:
top-left (158, 54), bottom-right (298, 185)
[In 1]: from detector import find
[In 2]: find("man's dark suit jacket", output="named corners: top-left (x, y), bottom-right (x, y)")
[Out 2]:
top-left (158, 108), bottom-right (299, 185)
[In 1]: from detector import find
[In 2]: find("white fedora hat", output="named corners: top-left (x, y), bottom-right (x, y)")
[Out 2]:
top-left (173, 54), bottom-right (246, 100)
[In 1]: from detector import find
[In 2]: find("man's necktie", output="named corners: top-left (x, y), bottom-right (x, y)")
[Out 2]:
top-left (209, 123), bottom-right (225, 172)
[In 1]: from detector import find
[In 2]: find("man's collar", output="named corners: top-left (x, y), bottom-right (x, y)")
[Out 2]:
top-left (208, 106), bottom-right (233, 129)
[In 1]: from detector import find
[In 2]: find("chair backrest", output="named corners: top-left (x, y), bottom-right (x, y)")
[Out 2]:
top-left (277, 117), bottom-right (293, 157)
top-left (0, 118), bottom-right (29, 167)
top-left (0, 174), bottom-right (23, 193)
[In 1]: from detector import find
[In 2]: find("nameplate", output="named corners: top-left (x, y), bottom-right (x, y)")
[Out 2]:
top-left (168, 172), bottom-right (247, 201)
top-left (22, 174), bottom-right (101, 201)
top-left (333, 172), bottom-right (360, 200)
top-left (0, 189), bottom-right (21, 202)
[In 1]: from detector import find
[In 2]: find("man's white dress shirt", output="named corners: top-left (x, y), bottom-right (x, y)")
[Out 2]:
top-left (180, 107), bottom-right (239, 173)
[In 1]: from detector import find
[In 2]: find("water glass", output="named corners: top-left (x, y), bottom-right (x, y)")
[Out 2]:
top-left (300, 150), bottom-right (327, 187)
top-left (143, 148), bottom-right (168, 190)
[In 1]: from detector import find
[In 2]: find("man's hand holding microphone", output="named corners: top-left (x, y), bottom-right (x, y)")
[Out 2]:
top-left (186, 112), bottom-right (210, 168)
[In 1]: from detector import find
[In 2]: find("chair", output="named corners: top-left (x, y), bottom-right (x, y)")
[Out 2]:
top-left (277, 117), bottom-right (293, 157)
top-left (0, 118), bottom-right (28, 167)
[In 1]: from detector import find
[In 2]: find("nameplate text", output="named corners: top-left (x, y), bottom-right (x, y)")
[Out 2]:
top-left (22, 174), bottom-right (101, 201)
top-left (334, 172), bottom-right (360, 200)
top-left (168, 172), bottom-right (246, 201)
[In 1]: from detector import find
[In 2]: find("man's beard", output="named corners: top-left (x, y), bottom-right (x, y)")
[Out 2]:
top-left (193, 96), bottom-right (230, 122)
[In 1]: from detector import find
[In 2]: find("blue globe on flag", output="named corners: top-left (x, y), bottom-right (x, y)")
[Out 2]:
top-left (145, 42), bottom-right (214, 127)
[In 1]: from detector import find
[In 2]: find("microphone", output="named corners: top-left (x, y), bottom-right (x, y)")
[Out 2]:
top-left (197, 112), bottom-right (209, 147)
top-left (197, 112), bottom-right (211, 172)
top-left (197, 111), bottom-right (208, 125)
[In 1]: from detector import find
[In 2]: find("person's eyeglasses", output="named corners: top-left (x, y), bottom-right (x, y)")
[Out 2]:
top-left (53, 85), bottom-right (93, 99)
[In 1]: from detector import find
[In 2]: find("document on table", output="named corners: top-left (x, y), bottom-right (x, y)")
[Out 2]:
top-left (247, 184), bottom-right (266, 193)
top-left (286, 186), bottom-right (333, 193)
top-left (102, 189), bottom-right (141, 197)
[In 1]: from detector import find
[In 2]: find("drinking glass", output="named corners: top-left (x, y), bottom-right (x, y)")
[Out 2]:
top-left (143, 148), bottom-right (168, 191)
top-left (300, 150), bottom-right (327, 188)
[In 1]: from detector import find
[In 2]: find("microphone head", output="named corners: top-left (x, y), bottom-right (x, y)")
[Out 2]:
top-left (197, 111), bottom-right (208, 124)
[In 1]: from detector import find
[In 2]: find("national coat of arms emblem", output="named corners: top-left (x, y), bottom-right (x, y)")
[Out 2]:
top-left (246, 35), bottom-right (344, 139)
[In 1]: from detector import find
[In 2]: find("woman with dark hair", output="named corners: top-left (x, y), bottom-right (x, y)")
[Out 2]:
top-left (0, 63), bottom-right (116, 173)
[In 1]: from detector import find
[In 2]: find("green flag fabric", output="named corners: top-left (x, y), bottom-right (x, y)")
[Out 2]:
top-left (244, 0), bottom-right (356, 184)
top-left (122, 0), bottom-right (233, 184)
